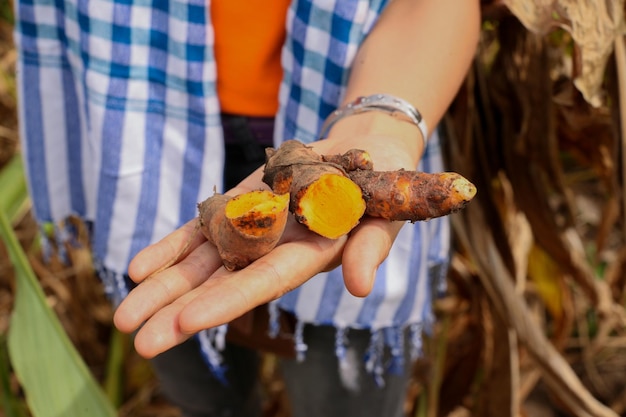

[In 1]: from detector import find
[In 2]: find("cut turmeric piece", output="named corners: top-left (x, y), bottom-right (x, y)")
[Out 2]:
top-left (225, 190), bottom-right (290, 237)
top-left (198, 190), bottom-right (289, 271)
top-left (263, 140), bottom-right (366, 239)
top-left (294, 173), bottom-right (366, 239)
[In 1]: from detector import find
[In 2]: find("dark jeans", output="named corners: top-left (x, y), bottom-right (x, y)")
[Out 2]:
top-left (150, 338), bottom-right (262, 417)
top-left (279, 325), bottom-right (412, 417)
top-left (149, 115), bottom-right (413, 417)
top-left (151, 326), bottom-right (412, 417)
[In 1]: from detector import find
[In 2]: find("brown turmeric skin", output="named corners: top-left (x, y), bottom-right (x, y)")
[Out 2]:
top-left (348, 169), bottom-right (476, 221)
top-left (321, 148), bottom-right (374, 172)
top-left (198, 190), bottom-right (289, 271)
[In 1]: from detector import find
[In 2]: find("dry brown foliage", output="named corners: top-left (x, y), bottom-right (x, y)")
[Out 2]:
top-left (429, 2), bottom-right (626, 416)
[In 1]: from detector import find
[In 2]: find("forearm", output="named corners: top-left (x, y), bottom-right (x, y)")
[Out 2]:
top-left (328, 0), bottom-right (481, 164)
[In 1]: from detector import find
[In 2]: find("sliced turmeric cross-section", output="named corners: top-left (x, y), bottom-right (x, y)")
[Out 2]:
top-left (294, 173), bottom-right (366, 239)
top-left (225, 190), bottom-right (290, 237)
top-left (263, 141), bottom-right (367, 240)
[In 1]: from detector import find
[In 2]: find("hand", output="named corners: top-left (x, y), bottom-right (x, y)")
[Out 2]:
top-left (113, 132), bottom-right (419, 359)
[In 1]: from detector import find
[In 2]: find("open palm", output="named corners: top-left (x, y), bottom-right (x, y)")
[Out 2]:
top-left (113, 135), bottom-right (418, 358)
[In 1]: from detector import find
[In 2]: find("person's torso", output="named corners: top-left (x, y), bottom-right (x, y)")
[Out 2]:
top-left (211, 0), bottom-right (291, 116)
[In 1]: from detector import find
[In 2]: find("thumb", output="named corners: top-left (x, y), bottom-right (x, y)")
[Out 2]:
top-left (340, 218), bottom-right (403, 297)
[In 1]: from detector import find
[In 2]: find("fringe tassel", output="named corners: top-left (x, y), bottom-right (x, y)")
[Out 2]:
top-left (39, 219), bottom-right (131, 307)
top-left (385, 326), bottom-right (405, 375)
top-left (294, 320), bottom-right (308, 361)
top-left (408, 322), bottom-right (424, 361)
top-left (53, 223), bottom-right (70, 264)
top-left (364, 329), bottom-right (385, 387)
top-left (39, 225), bottom-right (53, 263)
top-left (39, 220), bottom-right (82, 265)
top-left (215, 323), bottom-right (227, 351)
top-left (93, 258), bottom-right (129, 307)
top-left (334, 326), bottom-right (348, 362)
top-left (268, 300), bottom-right (280, 338)
top-left (36, 220), bottom-right (433, 389)
top-left (422, 313), bottom-right (435, 337)
top-left (197, 326), bottom-right (229, 385)
top-left (337, 327), bottom-right (362, 392)
top-left (33, 220), bottom-right (439, 388)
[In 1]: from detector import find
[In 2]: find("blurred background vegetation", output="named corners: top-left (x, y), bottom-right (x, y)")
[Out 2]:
top-left (1, 0), bottom-right (626, 416)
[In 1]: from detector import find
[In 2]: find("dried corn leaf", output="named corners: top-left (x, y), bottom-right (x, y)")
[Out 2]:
top-left (435, 260), bottom-right (486, 416)
top-left (442, 17), bottom-right (620, 415)
top-left (450, 205), bottom-right (618, 417)
top-left (526, 243), bottom-right (575, 351)
top-left (503, 0), bottom-right (625, 107)
top-left (477, 299), bottom-right (519, 417)
top-left (0, 208), bottom-right (116, 417)
top-left (489, 16), bottom-right (613, 315)
top-left (527, 244), bottom-right (565, 321)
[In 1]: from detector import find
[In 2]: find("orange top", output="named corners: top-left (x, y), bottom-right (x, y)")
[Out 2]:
top-left (211, 0), bottom-right (291, 116)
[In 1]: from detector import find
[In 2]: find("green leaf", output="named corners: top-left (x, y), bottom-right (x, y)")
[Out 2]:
top-left (1, 207), bottom-right (116, 417)
top-left (0, 335), bottom-right (29, 417)
top-left (0, 0), bottom-right (13, 25)
top-left (103, 328), bottom-right (128, 408)
top-left (0, 155), bottom-right (29, 224)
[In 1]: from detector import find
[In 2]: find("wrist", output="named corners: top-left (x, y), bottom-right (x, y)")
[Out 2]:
top-left (323, 111), bottom-right (423, 169)
top-left (320, 94), bottom-right (428, 146)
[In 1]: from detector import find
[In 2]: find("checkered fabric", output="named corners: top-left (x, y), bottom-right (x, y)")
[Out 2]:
top-left (15, 0), bottom-right (224, 304)
top-left (14, 0), bottom-right (450, 381)
top-left (276, 0), bottom-right (386, 142)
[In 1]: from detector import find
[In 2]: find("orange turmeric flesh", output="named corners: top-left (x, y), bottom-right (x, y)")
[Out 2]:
top-left (225, 191), bottom-right (290, 237)
top-left (198, 190), bottom-right (289, 271)
top-left (294, 173), bottom-right (366, 239)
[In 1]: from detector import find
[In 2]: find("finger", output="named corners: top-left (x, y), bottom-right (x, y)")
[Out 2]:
top-left (178, 234), bottom-right (347, 334)
top-left (113, 240), bottom-right (223, 333)
top-left (341, 218), bottom-right (404, 297)
top-left (131, 286), bottom-right (204, 358)
top-left (127, 219), bottom-right (207, 283)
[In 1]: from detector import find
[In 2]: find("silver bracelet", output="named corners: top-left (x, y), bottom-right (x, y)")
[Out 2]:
top-left (318, 94), bottom-right (428, 147)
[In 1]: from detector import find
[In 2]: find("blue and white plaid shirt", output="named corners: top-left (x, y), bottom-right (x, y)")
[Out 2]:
top-left (14, 0), bottom-right (450, 380)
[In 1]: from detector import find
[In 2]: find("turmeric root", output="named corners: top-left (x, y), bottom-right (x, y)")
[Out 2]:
top-left (262, 140), bottom-right (366, 239)
top-left (198, 190), bottom-right (289, 271)
top-left (192, 140), bottom-right (475, 271)
top-left (321, 148), bottom-right (374, 172)
top-left (320, 147), bottom-right (476, 220)
top-left (348, 169), bottom-right (476, 221)
top-left (263, 140), bottom-right (476, 235)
